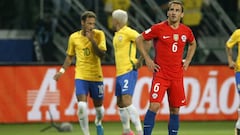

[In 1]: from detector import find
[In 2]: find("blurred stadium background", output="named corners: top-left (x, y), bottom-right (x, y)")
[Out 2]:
top-left (0, 0), bottom-right (240, 134)
top-left (0, 0), bottom-right (239, 64)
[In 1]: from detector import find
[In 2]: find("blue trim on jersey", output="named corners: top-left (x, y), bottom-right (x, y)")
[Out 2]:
top-left (75, 79), bottom-right (104, 99)
top-left (115, 70), bottom-right (138, 96)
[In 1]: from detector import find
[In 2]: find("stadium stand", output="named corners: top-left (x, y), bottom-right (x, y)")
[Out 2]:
top-left (0, 0), bottom-right (238, 64)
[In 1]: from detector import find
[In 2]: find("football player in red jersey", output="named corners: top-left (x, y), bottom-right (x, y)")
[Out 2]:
top-left (136, 1), bottom-right (197, 135)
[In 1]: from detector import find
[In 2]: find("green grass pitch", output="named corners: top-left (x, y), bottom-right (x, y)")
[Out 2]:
top-left (0, 121), bottom-right (234, 135)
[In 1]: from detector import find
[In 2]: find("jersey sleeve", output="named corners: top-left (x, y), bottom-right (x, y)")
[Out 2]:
top-left (66, 34), bottom-right (75, 56)
top-left (226, 29), bottom-right (240, 48)
top-left (142, 24), bottom-right (158, 40)
top-left (129, 29), bottom-right (139, 42)
top-left (187, 28), bottom-right (195, 43)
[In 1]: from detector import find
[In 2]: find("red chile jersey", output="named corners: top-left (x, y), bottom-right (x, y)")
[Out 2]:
top-left (142, 21), bottom-right (195, 80)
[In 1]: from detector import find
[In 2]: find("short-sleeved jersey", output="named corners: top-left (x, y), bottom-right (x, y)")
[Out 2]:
top-left (226, 29), bottom-right (240, 71)
top-left (67, 29), bottom-right (107, 81)
top-left (113, 26), bottom-right (139, 76)
top-left (142, 21), bottom-right (195, 80)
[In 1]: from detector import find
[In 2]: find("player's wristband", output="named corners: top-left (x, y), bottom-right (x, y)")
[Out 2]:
top-left (59, 67), bottom-right (65, 74)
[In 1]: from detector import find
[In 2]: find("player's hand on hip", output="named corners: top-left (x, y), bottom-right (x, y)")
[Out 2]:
top-left (146, 59), bottom-right (160, 72)
top-left (182, 59), bottom-right (190, 71)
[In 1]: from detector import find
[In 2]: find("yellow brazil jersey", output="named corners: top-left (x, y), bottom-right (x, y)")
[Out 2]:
top-left (226, 29), bottom-right (240, 71)
top-left (113, 26), bottom-right (139, 76)
top-left (66, 29), bottom-right (107, 81)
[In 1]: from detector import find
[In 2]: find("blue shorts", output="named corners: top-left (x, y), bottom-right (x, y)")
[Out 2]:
top-left (236, 72), bottom-right (240, 94)
top-left (75, 79), bottom-right (104, 100)
top-left (115, 70), bottom-right (138, 96)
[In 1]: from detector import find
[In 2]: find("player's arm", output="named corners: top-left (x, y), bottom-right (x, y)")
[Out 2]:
top-left (89, 38), bottom-right (106, 59)
top-left (136, 35), bottom-right (159, 72)
top-left (183, 39), bottom-right (197, 71)
top-left (225, 31), bottom-right (238, 69)
top-left (225, 46), bottom-right (235, 69)
top-left (135, 40), bottom-right (152, 69)
top-left (86, 30), bottom-right (106, 59)
top-left (53, 55), bottom-right (74, 81)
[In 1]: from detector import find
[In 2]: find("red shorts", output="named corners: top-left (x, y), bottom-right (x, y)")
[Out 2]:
top-left (149, 77), bottom-right (186, 107)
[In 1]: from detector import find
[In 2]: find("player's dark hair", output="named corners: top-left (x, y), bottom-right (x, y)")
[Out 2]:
top-left (168, 0), bottom-right (184, 12)
top-left (81, 11), bottom-right (96, 21)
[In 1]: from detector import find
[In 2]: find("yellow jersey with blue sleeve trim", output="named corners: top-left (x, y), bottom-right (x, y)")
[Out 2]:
top-left (226, 29), bottom-right (240, 71)
top-left (66, 29), bottom-right (107, 81)
top-left (113, 26), bottom-right (139, 76)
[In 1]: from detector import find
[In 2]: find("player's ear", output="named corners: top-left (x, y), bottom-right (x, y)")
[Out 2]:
top-left (181, 12), bottom-right (184, 18)
top-left (166, 11), bottom-right (169, 17)
top-left (81, 20), bottom-right (84, 26)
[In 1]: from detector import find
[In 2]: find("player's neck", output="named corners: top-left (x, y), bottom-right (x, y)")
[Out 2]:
top-left (116, 24), bottom-right (125, 32)
top-left (168, 21), bottom-right (180, 29)
top-left (81, 30), bottom-right (86, 36)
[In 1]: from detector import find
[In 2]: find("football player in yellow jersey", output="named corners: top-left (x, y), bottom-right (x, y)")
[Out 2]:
top-left (112, 9), bottom-right (147, 135)
top-left (53, 11), bottom-right (106, 135)
top-left (226, 29), bottom-right (240, 135)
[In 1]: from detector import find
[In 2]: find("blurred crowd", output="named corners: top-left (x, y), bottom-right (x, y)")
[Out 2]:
top-left (0, 0), bottom-right (240, 63)
top-left (0, 0), bottom-right (239, 30)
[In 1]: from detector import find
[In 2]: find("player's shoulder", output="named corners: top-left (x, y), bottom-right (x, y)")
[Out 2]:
top-left (149, 21), bottom-right (167, 31)
top-left (234, 28), bottom-right (240, 32)
top-left (154, 21), bottom-right (167, 27)
top-left (179, 23), bottom-right (192, 30)
top-left (233, 29), bottom-right (240, 35)
top-left (125, 26), bottom-right (139, 34)
top-left (69, 31), bottom-right (80, 38)
top-left (93, 29), bottom-right (105, 38)
top-left (93, 29), bottom-right (104, 34)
